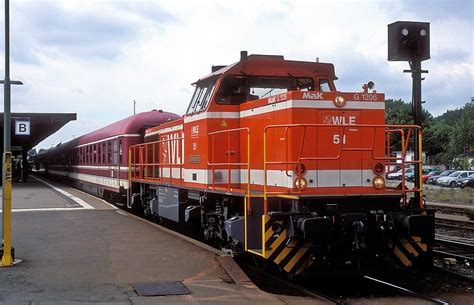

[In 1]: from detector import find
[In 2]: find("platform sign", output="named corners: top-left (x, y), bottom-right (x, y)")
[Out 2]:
top-left (14, 118), bottom-right (30, 136)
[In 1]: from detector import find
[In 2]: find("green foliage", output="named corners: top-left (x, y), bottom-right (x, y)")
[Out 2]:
top-left (453, 158), bottom-right (471, 170)
top-left (385, 100), bottom-right (473, 166)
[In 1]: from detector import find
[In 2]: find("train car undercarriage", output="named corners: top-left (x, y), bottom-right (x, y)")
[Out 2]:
top-left (132, 183), bottom-right (435, 276)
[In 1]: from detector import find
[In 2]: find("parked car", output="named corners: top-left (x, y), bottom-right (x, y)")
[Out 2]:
top-left (422, 170), bottom-right (442, 184)
top-left (426, 170), bottom-right (456, 185)
top-left (456, 174), bottom-right (474, 188)
top-left (406, 167), bottom-right (440, 182)
top-left (437, 171), bottom-right (474, 187)
top-left (387, 168), bottom-right (414, 180)
top-left (387, 164), bottom-right (403, 174)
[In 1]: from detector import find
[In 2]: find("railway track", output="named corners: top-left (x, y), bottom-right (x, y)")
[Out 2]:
top-left (241, 264), bottom-right (341, 304)
top-left (435, 218), bottom-right (474, 232)
top-left (427, 202), bottom-right (473, 215)
top-left (363, 276), bottom-right (449, 305)
top-left (242, 262), bottom-right (453, 304)
top-left (434, 237), bottom-right (474, 264)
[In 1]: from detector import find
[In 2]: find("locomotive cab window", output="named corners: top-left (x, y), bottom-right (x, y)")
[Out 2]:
top-left (216, 75), bottom-right (314, 105)
top-left (186, 77), bottom-right (217, 115)
top-left (318, 78), bottom-right (332, 92)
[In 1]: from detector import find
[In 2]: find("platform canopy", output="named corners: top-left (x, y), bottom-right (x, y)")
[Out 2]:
top-left (0, 112), bottom-right (77, 152)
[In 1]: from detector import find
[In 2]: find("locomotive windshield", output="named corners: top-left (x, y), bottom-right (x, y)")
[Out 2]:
top-left (216, 75), bottom-right (314, 105)
top-left (186, 77), bottom-right (218, 114)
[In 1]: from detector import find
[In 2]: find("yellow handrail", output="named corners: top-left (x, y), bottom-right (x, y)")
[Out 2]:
top-left (263, 123), bottom-right (422, 208)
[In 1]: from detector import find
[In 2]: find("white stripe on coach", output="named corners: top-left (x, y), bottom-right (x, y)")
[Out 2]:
top-left (50, 165), bottom-right (129, 173)
top-left (146, 124), bottom-right (184, 137)
top-left (47, 169), bottom-right (129, 190)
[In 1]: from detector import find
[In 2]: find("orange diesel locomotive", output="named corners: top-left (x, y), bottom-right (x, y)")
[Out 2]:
top-left (128, 52), bottom-right (433, 275)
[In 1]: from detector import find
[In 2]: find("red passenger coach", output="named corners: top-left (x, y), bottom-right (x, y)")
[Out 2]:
top-left (36, 110), bottom-right (179, 202)
top-left (129, 52), bottom-right (435, 275)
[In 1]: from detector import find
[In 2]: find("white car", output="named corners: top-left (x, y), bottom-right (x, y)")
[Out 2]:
top-left (436, 171), bottom-right (474, 187)
top-left (387, 168), bottom-right (413, 180)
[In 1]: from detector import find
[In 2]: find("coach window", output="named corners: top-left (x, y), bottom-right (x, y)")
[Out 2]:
top-left (102, 142), bottom-right (106, 165)
top-left (113, 139), bottom-right (118, 164)
top-left (108, 141), bottom-right (113, 164)
top-left (97, 144), bottom-right (101, 164)
top-left (119, 140), bottom-right (122, 164)
top-left (186, 77), bottom-right (217, 115)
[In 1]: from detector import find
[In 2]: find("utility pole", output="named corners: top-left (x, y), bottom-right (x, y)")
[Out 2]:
top-left (133, 99), bottom-right (136, 115)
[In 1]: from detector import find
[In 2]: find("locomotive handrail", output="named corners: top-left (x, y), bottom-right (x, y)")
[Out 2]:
top-left (208, 127), bottom-right (251, 215)
top-left (129, 136), bottom-right (184, 184)
top-left (263, 123), bottom-right (422, 212)
top-left (208, 128), bottom-right (250, 188)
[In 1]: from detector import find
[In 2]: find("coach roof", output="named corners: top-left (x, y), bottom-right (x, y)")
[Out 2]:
top-left (78, 110), bottom-right (180, 145)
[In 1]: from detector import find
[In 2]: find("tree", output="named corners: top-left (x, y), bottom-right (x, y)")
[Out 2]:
top-left (385, 99), bottom-right (432, 151)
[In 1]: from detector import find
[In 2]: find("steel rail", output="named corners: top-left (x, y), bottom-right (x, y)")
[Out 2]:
top-left (363, 275), bottom-right (450, 305)
top-left (433, 249), bottom-right (474, 263)
top-left (436, 238), bottom-right (474, 249)
top-left (434, 238), bottom-right (474, 263)
top-left (244, 265), bottom-right (340, 304)
top-left (435, 218), bottom-right (474, 231)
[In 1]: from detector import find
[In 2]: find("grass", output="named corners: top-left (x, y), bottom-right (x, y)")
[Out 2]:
top-left (423, 187), bottom-right (474, 205)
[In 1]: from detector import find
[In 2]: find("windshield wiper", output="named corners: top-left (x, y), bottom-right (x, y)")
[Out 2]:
top-left (261, 88), bottom-right (274, 98)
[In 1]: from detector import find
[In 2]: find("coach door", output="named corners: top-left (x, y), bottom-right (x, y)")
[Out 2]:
top-left (114, 138), bottom-right (122, 189)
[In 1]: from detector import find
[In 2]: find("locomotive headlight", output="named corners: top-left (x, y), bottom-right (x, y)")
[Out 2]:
top-left (294, 163), bottom-right (307, 175)
top-left (334, 96), bottom-right (346, 107)
top-left (294, 177), bottom-right (307, 190)
top-left (373, 162), bottom-right (385, 175)
top-left (373, 176), bottom-right (385, 190)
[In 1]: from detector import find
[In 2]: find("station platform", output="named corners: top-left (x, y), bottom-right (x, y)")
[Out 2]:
top-left (0, 176), bottom-right (288, 305)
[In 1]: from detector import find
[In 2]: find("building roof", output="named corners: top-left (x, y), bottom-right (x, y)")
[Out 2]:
top-left (0, 112), bottom-right (77, 152)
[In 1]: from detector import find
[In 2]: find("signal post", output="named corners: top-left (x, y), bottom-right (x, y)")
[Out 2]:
top-left (388, 21), bottom-right (430, 207)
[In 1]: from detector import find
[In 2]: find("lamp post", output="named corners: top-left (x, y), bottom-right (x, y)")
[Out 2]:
top-left (1, 0), bottom-right (22, 267)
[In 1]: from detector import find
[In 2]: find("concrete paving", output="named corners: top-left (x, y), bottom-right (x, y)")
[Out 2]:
top-left (0, 176), bottom-right (282, 304)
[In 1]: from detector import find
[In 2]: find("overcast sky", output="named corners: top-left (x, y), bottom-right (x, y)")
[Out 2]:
top-left (0, 0), bottom-right (472, 149)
